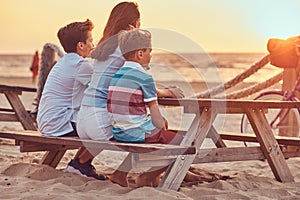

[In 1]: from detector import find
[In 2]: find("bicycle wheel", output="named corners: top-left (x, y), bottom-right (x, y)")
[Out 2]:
top-left (241, 92), bottom-right (300, 146)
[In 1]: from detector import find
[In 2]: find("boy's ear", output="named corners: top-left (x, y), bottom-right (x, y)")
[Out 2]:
top-left (77, 42), bottom-right (84, 50)
top-left (137, 50), bottom-right (143, 59)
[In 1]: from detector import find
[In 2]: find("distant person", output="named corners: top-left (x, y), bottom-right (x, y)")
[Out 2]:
top-left (37, 19), bottom-right (106, 180)
top-left (30, 50), bottom-right (39, 83)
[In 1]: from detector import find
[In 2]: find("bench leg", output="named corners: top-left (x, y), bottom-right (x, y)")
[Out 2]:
top-left (159, 108), bottom-right (216, 190)
top-left (208, 125), bottom-right (226, 148)
top-left (4, 91), bottom-right (36, 130)
top-left (40, 150), bottom-right (66, 168)
top-left (246, 108), bottom-right (294, 182)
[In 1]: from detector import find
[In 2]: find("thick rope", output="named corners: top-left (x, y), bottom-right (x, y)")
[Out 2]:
top-left (216, 71), bottom-right (283, 99)
top-left (191, 54), bottom-right (270, 98)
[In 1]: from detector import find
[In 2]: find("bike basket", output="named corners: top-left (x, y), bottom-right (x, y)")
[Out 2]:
top-left (267, 36), bottom-right (300, 68)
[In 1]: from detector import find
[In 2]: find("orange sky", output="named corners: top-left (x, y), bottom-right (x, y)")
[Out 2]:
top-left (0, 0), bottom-right (300, 54)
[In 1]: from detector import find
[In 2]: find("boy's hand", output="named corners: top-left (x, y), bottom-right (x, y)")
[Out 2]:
top-left (167, 86), bottom-right (184, 98)
top-left (157, 86), bottom-right (184, 98)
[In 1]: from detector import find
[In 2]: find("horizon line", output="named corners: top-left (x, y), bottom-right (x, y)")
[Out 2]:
top-left (0, 51), bottom-right (268, 55)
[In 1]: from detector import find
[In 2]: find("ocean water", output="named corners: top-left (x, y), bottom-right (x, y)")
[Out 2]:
top-left (0, 52), bottom-right (281, 82)
top-left (150, 52), bottom-right (280, 84)
top-left (0, 52), bottom-right (283, 132)
top-left (0, 54), bottom-right (33, 78)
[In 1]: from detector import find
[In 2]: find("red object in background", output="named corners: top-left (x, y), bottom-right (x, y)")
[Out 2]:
top-left (30, 51), bottom-right (39, 82)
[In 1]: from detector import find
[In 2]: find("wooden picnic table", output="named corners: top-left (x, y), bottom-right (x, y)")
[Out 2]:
top-left (0, 84), bottom-right (36, 130)
top-left (1, 84), bottom-right (300, 191)
top-left (158, 98), bottom-right (300, 190)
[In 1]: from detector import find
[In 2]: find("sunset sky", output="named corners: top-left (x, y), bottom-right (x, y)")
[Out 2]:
top-left (1, 0), bottom-right (300, 54)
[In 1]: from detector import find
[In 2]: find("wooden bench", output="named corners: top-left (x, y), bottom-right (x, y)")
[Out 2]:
top-left (157, 98), bottom-right (300, 190)
top-left (0, 84), bottom-right (36, 130)
top-left (195, 131), bottom-right (300, 163)
top-left (0, 130), bottom-right (196, 168)
top-left (220, 131), bottom-right (300, 147)
top-left (0, 84), bottom-right (196, 190)
top-left (2, 85), bottom-right (300, 191)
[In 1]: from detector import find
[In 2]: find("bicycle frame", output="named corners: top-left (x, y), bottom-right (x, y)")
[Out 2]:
top-left (241, 45), bottom-right (300, 141)
top-left (257, 75), bottom-right (300, 129)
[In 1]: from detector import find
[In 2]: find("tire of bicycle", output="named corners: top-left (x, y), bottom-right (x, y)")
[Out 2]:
top-left (241, 91), bottom-right (300, 147)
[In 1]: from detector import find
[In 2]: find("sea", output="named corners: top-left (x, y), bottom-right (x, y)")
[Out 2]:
top-left (0, 52), bottom-right (283, 132)
top-left (0, 54), bottom-right (34, 78)
top-left (0, 52), bottom-right (281, 82)
top-left (0, 52), bottom-right (284, 103)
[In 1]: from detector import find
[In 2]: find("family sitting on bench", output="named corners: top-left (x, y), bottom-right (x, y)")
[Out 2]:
top-left (36, 1), bottom-right (202, 187)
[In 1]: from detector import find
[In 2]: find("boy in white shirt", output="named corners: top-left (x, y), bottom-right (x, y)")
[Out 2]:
top-left (37, 19), bottom-right (106, 180)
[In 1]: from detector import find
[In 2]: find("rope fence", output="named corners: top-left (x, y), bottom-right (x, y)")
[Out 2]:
top-left (191, 54), bottom-right (274, 99)
top-left (216, 72), bottom-right (283, 99)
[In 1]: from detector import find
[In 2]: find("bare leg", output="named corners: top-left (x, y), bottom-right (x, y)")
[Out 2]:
top-left (77, 148), bottom-right (95, 164)
top-left (184, 170), bottom-right (207, 182)
top-left (74, 147), bottom-right (86, 159)
top-left (136, 167), bottom-right (209, 187)
top-left (109, 153), bottom-right (132, 187)
top-left (136, 166), bottom-right (168, 187)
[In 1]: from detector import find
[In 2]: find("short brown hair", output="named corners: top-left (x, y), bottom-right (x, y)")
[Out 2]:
top-left (118, 28), bottom-right (151, 60)
top-left (57, 19), bottom-right (94, 53)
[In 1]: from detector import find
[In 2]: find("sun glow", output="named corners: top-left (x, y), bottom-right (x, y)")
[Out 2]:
top-left (253, 0), bottom-right (300, 39)
top-left (0, 0), bottom-right (299, 53)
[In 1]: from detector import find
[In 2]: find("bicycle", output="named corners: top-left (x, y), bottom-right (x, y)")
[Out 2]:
top-left (240, 70), bottom-right (300, 147)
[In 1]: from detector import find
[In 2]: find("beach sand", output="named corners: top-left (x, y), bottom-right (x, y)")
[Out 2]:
top-left (1, 76), bottom-right (300, 199)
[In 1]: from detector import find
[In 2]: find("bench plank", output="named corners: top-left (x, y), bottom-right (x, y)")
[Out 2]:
top-left (19, 141), bottom-right (78, 152)
top-left (159, 98), bottom-right (300, 109)
top-left (0, 130), bottom-right (196, 156)
top-left (220, 132), bottom-right (300, 146)
top-left (0, 84), bottom-right (36, 93)
top-left (0, 108), bottom-right (31, 113)
top-left (0, 113), bottom-right (19, 121)
top-left (194, 146), bottom-right (300, 163)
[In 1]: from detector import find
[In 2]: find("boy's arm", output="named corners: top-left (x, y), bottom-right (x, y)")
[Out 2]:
top-left (147, 100), bottom-right (165, 130)
top-left (76, 61), bottom-right (93, 85)
top-left (157, 86), bottom-right (184, 98)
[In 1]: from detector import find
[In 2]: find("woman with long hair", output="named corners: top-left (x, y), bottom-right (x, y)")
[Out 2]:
top-left (78, 1), bottom-right (141, 144)
top-left (76, 2), bottom-right (142, 187)
top-left (77, 1), bottom-right (190, 187)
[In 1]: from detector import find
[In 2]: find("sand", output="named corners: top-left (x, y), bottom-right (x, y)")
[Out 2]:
top-left (1, 76), bottom-right (300, 199)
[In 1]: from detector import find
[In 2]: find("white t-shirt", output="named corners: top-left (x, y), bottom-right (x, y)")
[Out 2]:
top-left (37, 53), bottom-right (92, 136)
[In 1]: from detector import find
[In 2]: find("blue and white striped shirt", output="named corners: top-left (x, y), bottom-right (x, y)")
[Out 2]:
top-left (81, 47), bottom-right (125, 108)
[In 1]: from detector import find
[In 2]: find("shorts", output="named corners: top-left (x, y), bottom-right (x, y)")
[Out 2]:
top-left (145, 128), bottom-right (183, 145)
top-left (77, 105), bottom-right (113, 141)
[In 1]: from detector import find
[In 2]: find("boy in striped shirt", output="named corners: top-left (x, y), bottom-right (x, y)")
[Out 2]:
top-left (107, 29), bottom-right (182, 186)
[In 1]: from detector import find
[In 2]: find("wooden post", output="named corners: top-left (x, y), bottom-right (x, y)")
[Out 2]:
top-left (246, 107), bottom-right (294, 182)
top-left (281, 68), bottom-right (299, 137)
top-left (4, 91), bottom-right (36, 130)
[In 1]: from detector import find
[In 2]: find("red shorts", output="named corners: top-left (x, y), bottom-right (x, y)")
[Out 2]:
top-left (144, 128), bottom-right (183, 145)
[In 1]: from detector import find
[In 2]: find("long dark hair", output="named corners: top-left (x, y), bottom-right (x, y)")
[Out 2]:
top-left (91, 2), bottom-right (140, 61)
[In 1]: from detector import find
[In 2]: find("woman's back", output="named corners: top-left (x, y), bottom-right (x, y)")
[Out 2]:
top-left (81, 47), bottom-right (124, 108)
